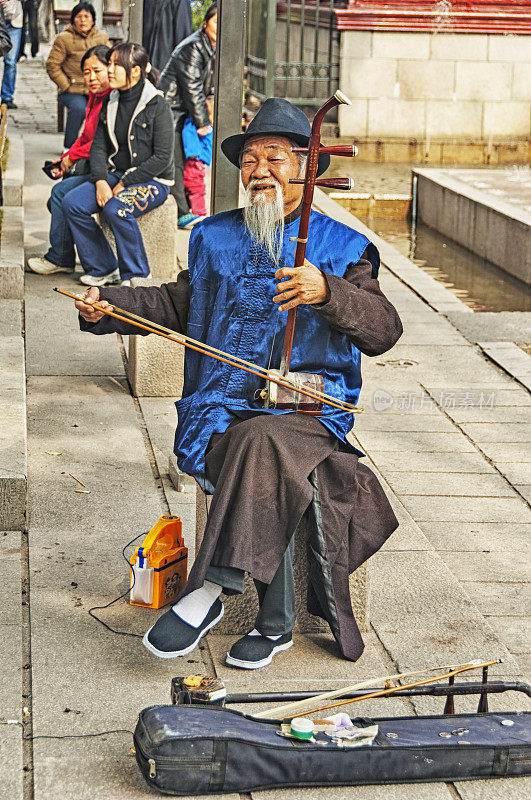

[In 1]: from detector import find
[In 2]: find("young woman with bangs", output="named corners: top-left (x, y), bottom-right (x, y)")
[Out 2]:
top-left (62, 41), bottom-right (174, 286)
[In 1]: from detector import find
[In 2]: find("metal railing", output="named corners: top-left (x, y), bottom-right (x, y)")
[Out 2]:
top-left (246, 0), bottom-right (343, 107)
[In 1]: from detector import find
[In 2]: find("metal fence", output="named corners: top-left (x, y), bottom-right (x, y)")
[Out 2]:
top-left (246, 0), bottom-right (342, 107)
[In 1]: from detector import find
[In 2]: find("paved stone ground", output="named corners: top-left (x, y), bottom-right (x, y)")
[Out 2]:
top-left (2, 49), bottom-right (531, 800)
top-left (5, 48), bottom-right (57, 135)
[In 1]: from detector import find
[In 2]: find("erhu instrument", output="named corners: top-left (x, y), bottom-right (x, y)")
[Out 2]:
top-left (260, 89), bottom-right (358, 415)
top-left (57, 92), bottom-right (360, 418)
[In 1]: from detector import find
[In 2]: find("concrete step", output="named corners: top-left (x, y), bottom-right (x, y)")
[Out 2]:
top-left (0, 300), bottom-right (27, 530)
top-left (3, 135), bottom-right (24, 206)
top-left (0, 207), bottom-right (24, 299)
top-left (0, 531), bottom-right (23, 799)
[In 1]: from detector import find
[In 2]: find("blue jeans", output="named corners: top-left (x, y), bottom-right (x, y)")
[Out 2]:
top-left (45, 174), bottom-right (90, 268)
top-left (1, 23), bottom-right (22, 102)
top-left (58, 92), bottom-right (88, 148)
top-left (62, 172), bottom-right (170, 280)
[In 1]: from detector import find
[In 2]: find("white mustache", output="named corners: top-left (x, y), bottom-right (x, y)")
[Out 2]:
top-left (247, 178), bottom-right (281, 190)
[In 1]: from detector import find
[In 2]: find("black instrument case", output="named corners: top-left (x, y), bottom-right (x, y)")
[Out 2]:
top-left (133, 704), bottom-right (531, 796)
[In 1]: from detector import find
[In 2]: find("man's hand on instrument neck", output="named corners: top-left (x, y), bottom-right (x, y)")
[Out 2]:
top-left (273, 258), bottom-right (330, 312)
top-left (75, 287), bottom-right (114, 323)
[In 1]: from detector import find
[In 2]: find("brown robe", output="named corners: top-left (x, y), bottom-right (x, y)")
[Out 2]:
top-left (82, 244), bottom-right (403, 661)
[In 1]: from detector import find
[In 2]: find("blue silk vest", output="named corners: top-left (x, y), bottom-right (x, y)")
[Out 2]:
top-left (174, 209), bottom-right (371, 484)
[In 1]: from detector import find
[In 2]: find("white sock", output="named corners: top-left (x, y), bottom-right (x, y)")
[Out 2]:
top-left (248, 627), bottom-right (282, 641)
top-left (172, 580), bottom-right (222, 627)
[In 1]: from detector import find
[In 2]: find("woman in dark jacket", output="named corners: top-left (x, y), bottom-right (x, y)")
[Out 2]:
top-left (159, 3), bottom-right (216, 228)
top-left (62, 41), bottom-right (174, 286)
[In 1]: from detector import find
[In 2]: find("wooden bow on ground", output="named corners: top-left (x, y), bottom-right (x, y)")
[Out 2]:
top-left (252, 658), bottom-right (502, 720)
top-left (55, 288), bottom-right (360, 415)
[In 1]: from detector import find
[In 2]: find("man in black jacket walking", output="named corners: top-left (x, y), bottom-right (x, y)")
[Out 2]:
top-left (159, 3), bottom-right (216, 229)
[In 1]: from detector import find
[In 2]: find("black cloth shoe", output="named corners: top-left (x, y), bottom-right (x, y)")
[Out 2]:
top-left (4, 100), bottom-right (17, 109)
top-left (226, 631), bottom-right (293, 670)
top-left (143, 598), bottom-right (224, 659)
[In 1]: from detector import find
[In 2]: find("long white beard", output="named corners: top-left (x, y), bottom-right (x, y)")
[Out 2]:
top-left (243, 179), bottom-right (285, 265)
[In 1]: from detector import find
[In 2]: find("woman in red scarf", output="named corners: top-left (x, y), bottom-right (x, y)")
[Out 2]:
top-left (28, 44), bottom-right (111, 275)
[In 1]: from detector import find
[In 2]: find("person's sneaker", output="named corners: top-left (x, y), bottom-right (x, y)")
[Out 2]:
top-left (27, 257), bottom-right (74, 275)
top-left (119, 272), bottom-right (151, 287)
top-left (226, 631), bottom-right (293, 670)
top-left (79, 269), bottom-right (121, 287)
top-left (4, 99), bottom-right (17, 109)
top-left (143, 598), bottom-right (224, 659)
top-left (178, 212), bottom-right (201, 230)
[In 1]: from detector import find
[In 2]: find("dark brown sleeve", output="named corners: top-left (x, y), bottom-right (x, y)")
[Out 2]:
top-left (79, 271), bottom-right (190, 336)
top-left (315, 244), bottom-right (403, 356)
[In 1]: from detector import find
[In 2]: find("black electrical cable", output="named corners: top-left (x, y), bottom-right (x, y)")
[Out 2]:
top-left (88, 533), bottom-right (146, 638)
top-left (26, 730), bottom-right (135, 741)
top-left (0, 721), bottom-right (134, 741)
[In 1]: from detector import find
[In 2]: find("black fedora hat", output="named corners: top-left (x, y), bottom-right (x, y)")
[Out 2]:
top-left (221, 98), bottom-right (330, 177)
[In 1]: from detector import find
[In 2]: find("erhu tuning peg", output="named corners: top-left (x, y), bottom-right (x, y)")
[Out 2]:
top-left (289, 177), bottom-right (353, 190)
top-left (292, 145), bottom-right (358, 158)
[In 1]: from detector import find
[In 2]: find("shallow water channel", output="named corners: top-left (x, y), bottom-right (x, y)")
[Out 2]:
top-left (360, 216), bottom-right (531, 313)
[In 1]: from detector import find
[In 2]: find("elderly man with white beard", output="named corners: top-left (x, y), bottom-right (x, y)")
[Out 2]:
top-left (76, 98), bottom-right (403, 669)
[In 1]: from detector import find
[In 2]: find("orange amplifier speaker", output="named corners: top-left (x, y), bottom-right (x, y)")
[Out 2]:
top-left (130, 515), bottom-right (188, 609)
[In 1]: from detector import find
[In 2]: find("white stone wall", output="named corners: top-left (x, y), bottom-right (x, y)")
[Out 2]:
top-left (339, 31), bottom-right (531, 141)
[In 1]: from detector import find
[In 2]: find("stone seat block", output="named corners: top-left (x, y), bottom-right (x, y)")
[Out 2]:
top-left (125, 276), bottom-right (185, 397)
top-left (99, 197), bottom-right (181, 396)
top-left (195, 487), bottom-right (369, 636)
top-left (98, 194), bottom-right (178, 281)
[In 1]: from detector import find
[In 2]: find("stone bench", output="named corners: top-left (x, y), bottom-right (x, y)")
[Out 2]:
top-left (99, 195), bottom-right (183, 396)
top-left (195, 485), bottom-right (369, 636)
top-left (0, 300), bottom-right (27, 530)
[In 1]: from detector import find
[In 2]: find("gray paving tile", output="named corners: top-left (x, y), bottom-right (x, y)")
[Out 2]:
top-left (495, 462), bottom-right (531, 484)
top-left (25, 273), bottom-right (125, 377)
top-left (371, 550), bottom-right (520, 676)
top-left (420, 522), bottom-right (530, 553)
top-left (0, 726), bottom-right (23, 800)
top-left (454, 778), bottom-right (531, 800)
top-left (447, 406), bottom-right (531, 423)
top-left (383, 472), bottom-right (514, 497)
top-left (254, 784), bottom-right (454, 800)
top-left (355, 431), bottom-right (477, 453)
top-left (461, 582), bottom-right (530, 617)
top-left (137, 397), bottom-right (197, 557)
top-left (476, 442), bottom-right (531, 462)
top-left (438, 550), bottom-right (531, 584)
top-left (355, 413), bottom-right (458, 433)
top-left (485, 616), bottom-right (531, 655)
top-left (460, 422), bottom-right (531, 442)
top-left (515, 654), bottom-right (531, 680)
top-left (515, 485), bottom-right (531, 504)
top-left (27, 376), bottom-right (162, 532)
top-left (368, 451), bottom-right (493, 473)
top-left (399, 496), bottom-right (531, 524)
